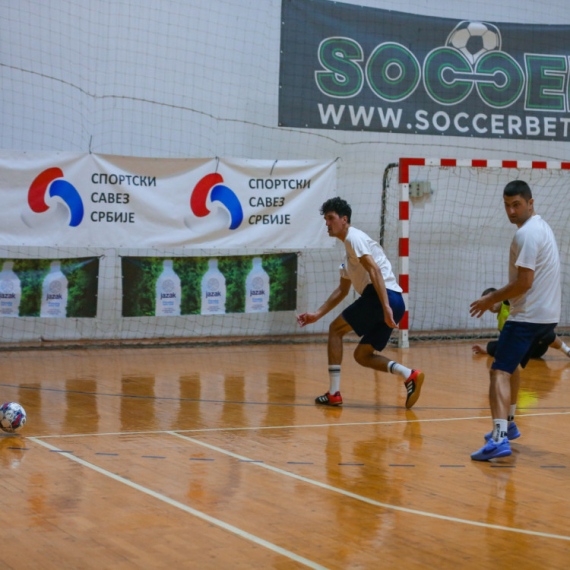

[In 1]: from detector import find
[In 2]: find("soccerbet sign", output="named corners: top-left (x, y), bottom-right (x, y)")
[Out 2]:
top-left (279, 0), bottom-right (570, 141)
top-left (0, 152), bottom-right (335, 248)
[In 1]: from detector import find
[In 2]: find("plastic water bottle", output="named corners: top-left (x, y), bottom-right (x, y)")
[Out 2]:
top-left (40, 261), bottom-right (68, 318)
top-left (201, 258), bottom-right (226, 315)
top-left (0, 261), bottom-right (22, 317)
top-left (155, 259), bottom-right (182, 316)
top-left (245, 257), bottom-right (270, 313)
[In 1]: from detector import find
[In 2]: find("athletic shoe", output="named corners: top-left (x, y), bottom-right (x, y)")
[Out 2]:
top-left (404, 370), bottom-right (424, 408)
top-left (471, 437), bottom-right (512, 461)
top-left (315, 391), bottom-right (343, 406)
top-left (484, 421), bottom-right (520, 442)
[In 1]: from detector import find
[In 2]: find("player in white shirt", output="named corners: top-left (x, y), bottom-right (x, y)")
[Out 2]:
top-left (469, 180), bottom-right (561, 461)
top-left (297, 197), bottom-right (424, 408)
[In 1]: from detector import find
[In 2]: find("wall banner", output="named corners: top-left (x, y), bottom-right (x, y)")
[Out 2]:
top-left (0, 257), bottom-right (99, 318)
top-left (122, 254), bottom-right (297, 317)
top-left (279, 0), bottom-right (570, 141)
top-left (0, 152), bottom-right (335, 248)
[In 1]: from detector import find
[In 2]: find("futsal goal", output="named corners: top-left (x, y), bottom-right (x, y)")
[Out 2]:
top-left (382, 158), bottom-right (570, 348)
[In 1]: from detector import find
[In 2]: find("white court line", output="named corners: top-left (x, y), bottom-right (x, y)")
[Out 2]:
top-left (31, 410), bottom-right (570, 440)
top-left (28, 437), bottom-right (329, 570)
top-left (169, 431), bottom-right (570, 543)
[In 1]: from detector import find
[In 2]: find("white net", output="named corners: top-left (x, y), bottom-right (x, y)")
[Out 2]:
top-left (2, 0), bottom-right (570, 346)
top-left (383, 164), bottom-right (570, 339)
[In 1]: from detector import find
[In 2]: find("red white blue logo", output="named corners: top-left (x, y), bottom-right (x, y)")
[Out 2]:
top-left (27, 168), bottom-right (84, 227)
top-left (190, 173), bottom-right (243, 230)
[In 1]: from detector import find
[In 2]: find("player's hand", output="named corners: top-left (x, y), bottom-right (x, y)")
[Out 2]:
top-left (469, 294), bottom-right (494, 318)
top-left (383, 305), bottom-right (398, 329)
top-left (472, 344), bottom-right (488, 355)
top-left (297, 312), bottom-right (318, 327)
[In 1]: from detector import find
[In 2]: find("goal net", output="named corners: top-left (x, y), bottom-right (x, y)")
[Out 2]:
top-left (382, 159), bottom-right (570, 347)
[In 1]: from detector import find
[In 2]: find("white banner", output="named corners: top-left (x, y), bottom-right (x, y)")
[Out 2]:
top-left (0, 152), bottom-right (336, 248)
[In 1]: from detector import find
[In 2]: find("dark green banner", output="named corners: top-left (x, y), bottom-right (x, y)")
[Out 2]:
top-left (121, 254), bottom-right (298, 317)
top-left (0, 257), bottom-right (99, 318)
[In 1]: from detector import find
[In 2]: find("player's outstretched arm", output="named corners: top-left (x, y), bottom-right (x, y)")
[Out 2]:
top-left (297, 277), bottom-right (351, 327)
top-left (470, 267), bottom-right (534, 318)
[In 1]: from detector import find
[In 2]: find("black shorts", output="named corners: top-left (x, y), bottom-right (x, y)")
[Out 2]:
top-left (491, 321), bottom-right (558, 374)
top-left (487, 328), bottom-right (557, 359)
top-left (342, 285), bottom-right (405, 352)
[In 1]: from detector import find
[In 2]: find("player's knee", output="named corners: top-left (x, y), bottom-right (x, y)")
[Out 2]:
top-left (353, 345), bottom-right (371, 366)
top-left (354, 350), bottom-right (365, 366)
top-left (329, 320), bottom-right (346, 338)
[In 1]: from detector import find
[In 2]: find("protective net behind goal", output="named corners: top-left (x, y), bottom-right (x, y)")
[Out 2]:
top-left (382, 162), bottom-right (570, 341)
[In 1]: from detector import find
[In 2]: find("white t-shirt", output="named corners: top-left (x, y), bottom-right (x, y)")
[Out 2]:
top-left (508, 214), bottom-right (561, 323)
top-left (339, 226), bottom-right (402, 295)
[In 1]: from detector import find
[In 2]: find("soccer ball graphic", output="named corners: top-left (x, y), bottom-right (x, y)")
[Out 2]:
top-left (0, 402), bottom-right (27, 433)
top-left (446, 21), bottom-right (502, 65)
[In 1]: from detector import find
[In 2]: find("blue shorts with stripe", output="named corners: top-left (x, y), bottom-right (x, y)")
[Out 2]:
top-left (491, 321), bottom-right (558, 374)
top-left (342, 284), bottom-right (405, 352)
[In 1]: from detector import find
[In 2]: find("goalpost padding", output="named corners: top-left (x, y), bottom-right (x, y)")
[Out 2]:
top-left (397, 158), bottom-right (570, 348)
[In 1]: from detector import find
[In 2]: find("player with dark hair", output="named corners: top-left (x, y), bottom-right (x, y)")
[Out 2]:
top-left (297, 197), bottom-right (424, 407)
top-left (472, 287), bottom-right (570, 359)
top-left (470, 180), bottom-right (561, 460)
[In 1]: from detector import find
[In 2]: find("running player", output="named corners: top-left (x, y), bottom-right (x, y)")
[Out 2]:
top-left (469, 181), bottom-right (561, 461)
top-left (297, 197), bottom-right (424, 408)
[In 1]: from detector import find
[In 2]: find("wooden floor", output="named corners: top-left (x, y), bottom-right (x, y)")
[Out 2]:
top-left (1, 340), bottom-right (570, 569)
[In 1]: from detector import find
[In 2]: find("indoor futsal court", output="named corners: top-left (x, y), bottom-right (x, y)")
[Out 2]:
top-left (1, 340), bottom-right (570, 569)
top-left (3, 0), bottom-right (570, 568)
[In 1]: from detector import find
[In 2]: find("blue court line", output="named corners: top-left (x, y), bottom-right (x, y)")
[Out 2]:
top-left (540, 465), bottom-right (566, 468)
top-left (440, 465), bottom-right (465, 467)
top-left (1, 383), bottom-right (567, 411)
top-left (490, 465), bottom-right (515, 468)
top-left (7, 447), bottom-right (29, 450)
top-left (95, 452), bottom-right (119, 456)
top-left (339, 463), bottom-right (365, 466)
top-left (189, 457), bottom-right (215, 461)
top-left (239, 460), bottom-right (264, 463)
top-left (49, 450), bottom-right (74, 453)
top-left (287, 462), bottom-right (314, 465)
top-left (142, 455), bottom-right (166, 459)
top-left (389, 464), bottom-right (415, 467)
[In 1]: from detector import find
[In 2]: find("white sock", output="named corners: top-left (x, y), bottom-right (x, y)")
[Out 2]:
top-left (560, 341), bottom-right (570, 356)
top-left (328, 365), bottom-right (341, 394)
top-left (492, 419), bottom-right (508, 443)
top-left (508, 404), bottom-right (516, 425)
top-left (388, 361), bottom-right (412, 380)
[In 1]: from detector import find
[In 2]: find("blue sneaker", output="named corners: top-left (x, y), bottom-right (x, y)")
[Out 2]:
top-left (471, 437), bottom-right (512, 461)
top-left (484, 421), bottom-right (520, 442)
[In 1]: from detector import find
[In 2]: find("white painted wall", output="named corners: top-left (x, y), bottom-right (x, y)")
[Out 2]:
top-left (1, 0), bottom-right (568, 341)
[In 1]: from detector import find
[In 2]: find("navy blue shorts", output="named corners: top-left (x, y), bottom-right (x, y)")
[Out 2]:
top-left (491, 321), bottom-right (558, 374)
top-left (342, 285), bottom-right (405, 352)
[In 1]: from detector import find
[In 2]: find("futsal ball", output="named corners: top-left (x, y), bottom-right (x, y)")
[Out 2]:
top-left (0, 402), bottom-right (27, 433)
top-left (446, 21), bottom-right (501, 65)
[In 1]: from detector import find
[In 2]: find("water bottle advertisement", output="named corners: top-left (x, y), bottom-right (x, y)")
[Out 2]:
top-left (0, 257), bottom-right (99, 318)
top-left (121, 254), bottom-right (297, 317)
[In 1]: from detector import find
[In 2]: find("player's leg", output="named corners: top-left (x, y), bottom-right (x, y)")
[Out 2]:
top-left (548, 334), bottom-right (570, 357)
top-left (352, 289), bottom-right (424, 408)
top-left (315, 314), bottom-right (353, 406)
top-left (472, 322), bottom-right (555, 460)
top-left (353, 343), bottom-right (424, 408)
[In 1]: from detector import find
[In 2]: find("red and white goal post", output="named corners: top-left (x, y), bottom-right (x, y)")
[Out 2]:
top-left (397, 157), bottom-right (570, 348)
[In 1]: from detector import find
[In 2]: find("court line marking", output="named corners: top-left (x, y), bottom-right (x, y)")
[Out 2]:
top-left (28, 437), bottom-right (329, 570)
top-left (31, 410), bottom-right (570, 440)
top-left (3, 381), bottom-right (569, 411)
top-left (169, 432), bottom-right (570, 542)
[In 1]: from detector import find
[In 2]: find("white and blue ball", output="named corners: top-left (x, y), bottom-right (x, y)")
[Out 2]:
top-left (0, 402), bottom-right (27, 433)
